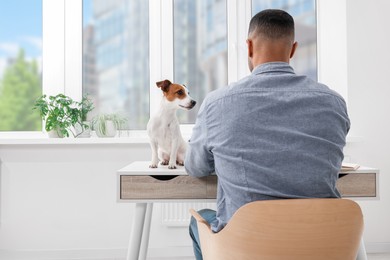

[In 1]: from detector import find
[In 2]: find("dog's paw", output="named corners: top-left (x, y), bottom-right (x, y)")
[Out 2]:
top-left (149, 164), bottom-right (158, 168)
top-left (168, 165), bottom-right (177, 170)
top-left (161, 160), bottom-right (169, 166)
top-left (177, 161), bottom-right (184, 166)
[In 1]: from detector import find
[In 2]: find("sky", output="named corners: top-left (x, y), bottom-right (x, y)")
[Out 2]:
top-left (0, 0), bottom-right (93, 79)
top-left (83, 0), bottom-right (93, 26)
top-left (0, 0), bottom-right (42, 59)
top-left (0, 0), bottom-right (43, 79)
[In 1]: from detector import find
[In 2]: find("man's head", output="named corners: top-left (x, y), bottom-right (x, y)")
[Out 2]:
top-left (247, 9), bottom-right (298, 71)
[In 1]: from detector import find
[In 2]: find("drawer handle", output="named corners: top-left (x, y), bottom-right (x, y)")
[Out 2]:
top-left (150, 175), bottom-right (179, 181)
top-left (338, 174), bottom-right (348, 179)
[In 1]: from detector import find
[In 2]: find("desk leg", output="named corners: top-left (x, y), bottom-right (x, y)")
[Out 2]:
top-left (127, 203), bottom-right (147, 260)
top-left (356, 238), bottom-right (368, 260)
top-left (139, 203), bottom-right (153, 260)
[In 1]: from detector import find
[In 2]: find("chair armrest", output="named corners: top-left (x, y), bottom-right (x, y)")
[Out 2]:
top-left (189, 209), bottom-right (211, 229)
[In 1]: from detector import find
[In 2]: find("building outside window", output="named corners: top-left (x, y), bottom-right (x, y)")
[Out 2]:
top-left (173, 0), bottom-right (228, 124)
top-left (83, 0), bottom-right (228, 128)
top-left (83, 0), bottom-right (315, 129)
top-left (83, 0), bottom-right (149, 130)
top-left (0, 0), bottom-right (42, 131)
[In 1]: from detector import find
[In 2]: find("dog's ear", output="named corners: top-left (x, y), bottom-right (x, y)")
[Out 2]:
top-left (156, 80), bottom-right (172, 92)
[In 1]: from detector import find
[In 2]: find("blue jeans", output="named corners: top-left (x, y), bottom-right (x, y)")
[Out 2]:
top-left (189, 209), bottom-right (217, 260)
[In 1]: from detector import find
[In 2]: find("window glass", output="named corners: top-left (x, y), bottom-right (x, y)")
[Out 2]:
top-left (173, 0), bottom-right (228, 123)
top-left (252, 0), bottom-right (317, 80)
top-left (83, 0), bottom-right (150, 130)
top-left (0, 1), bottom-right (42, 131)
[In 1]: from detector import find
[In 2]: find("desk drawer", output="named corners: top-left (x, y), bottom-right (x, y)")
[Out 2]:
top-left (120, 173), bottom-right (376, 200)
top-left (120, 175), bottom-right (217, 200)
top-left (337, 173), bottom-right (376, 197)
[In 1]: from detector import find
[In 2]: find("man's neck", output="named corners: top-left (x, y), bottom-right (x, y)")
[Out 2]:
top-left (251, 40), bottom-right (292, 68)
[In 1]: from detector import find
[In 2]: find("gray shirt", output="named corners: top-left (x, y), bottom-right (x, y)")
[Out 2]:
top-left (185, 62), bottom-right (350, 232)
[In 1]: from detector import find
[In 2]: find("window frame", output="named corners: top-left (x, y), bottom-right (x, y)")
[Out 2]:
top-left (149, 0), bottom-right (251, 135)
top-left (3, 0), bottom-right (346, 137)
top-left (50, 0), bottom-right (252, 136)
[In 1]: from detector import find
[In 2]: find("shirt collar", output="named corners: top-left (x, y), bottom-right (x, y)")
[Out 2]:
top-left (251, 62), bottom-right (295, 75)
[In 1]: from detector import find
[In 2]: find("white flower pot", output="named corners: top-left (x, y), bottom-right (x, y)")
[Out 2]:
top-left (47, 129), bottom-right (64, 138)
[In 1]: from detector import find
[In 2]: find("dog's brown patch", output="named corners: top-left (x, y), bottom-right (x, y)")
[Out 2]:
top-left (156, 79), bottom-right (188, 101)
top-left (164, 84), bottom-right (187, 101)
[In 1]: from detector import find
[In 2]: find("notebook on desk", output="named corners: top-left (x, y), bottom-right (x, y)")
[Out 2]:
top-left (341, 162), bottom-right (360, 172)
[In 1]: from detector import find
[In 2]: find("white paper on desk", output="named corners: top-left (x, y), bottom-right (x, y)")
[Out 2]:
top-left (341, 162), bottom-right (360, 171)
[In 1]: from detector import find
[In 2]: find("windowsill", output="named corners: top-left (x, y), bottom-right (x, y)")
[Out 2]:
top-left (0, 131), bottom-right (193, 145)
top-left (0, 132), bottom-right (361, 145)
top-left (0, 137), bottom-right (149, 145)
top-left (0, 131), bottom-right (145, 145)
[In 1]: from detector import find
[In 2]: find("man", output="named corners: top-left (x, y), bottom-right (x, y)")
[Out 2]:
top-left (185, 9), bottom-right (350, 260)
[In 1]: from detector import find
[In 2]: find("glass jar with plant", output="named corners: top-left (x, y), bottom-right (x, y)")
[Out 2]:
top-left (92, 113), bottom-right (127, 138)
top-left (33, 94), bottom-right (94, 138)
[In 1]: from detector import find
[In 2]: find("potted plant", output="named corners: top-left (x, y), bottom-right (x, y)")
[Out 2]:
top-left (92, 113), bottom-right (127, 138)
top-left (33, 94), bottom-right (94, 138)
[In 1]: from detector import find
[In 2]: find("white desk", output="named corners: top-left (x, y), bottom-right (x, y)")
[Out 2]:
top-left (117, 162), bottom-right (214, 260)
top-left (117, 161), bottom-right (379, 260)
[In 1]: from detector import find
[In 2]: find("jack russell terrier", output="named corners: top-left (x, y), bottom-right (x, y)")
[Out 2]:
top-left (147, 79), bottom-right (196, 169)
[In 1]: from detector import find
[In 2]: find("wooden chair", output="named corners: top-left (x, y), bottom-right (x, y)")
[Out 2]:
top-left (190, 198), bottom-right (364, 260)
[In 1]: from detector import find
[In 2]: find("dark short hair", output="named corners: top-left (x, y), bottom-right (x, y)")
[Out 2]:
top-left (248, 9), bottom-right (295, 41)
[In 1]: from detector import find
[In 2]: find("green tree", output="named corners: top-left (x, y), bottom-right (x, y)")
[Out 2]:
top-left (0, 49), bottom-right (42, 131)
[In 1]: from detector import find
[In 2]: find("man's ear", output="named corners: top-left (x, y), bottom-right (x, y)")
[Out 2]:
top-left (247, 39), bottom-right (254, 72)
top-left (246, 39), bottom-right (253, 58)
top-left (290, 41), bottom-right (298, 59)
top-left (156, 79), bottom-right (172, 92)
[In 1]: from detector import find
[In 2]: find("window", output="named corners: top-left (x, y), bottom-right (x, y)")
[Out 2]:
top-left (173, 0), bottom-right (228, 123)
top-left (1, 0), bottom-right (320, 135)
top-left (0, 0), bottom-right (42, 131)
top-left (83, 0), bottom-right (150, 130)
top-left (252, 0), bottom-right (317, 81)
top-left (83, 0), bottom-right (228, 128)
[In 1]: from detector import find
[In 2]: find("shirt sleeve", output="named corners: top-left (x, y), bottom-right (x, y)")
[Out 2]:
top-left (184, 98), bottom-right (215, 177)
top-left (334, 95), bottom-right (351, 134)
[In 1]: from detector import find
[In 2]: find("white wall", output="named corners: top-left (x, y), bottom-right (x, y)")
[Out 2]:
top-left (344, 0), bottom-right (390, 252)
top-left (0, 144), bottom-right (196, 259)
top-left (319, 0), bottom-right (390, 252)
top-left (317, 0), bottom-right (349, 101)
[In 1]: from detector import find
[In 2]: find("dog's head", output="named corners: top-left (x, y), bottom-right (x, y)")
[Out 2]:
top-left (156, 79), bottom-right (196, 110)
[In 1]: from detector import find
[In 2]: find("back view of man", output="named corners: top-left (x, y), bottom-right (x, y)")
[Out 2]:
top-left (185, 9), bottom-right (350, 260)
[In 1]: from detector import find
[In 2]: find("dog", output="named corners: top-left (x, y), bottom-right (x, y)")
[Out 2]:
top-left (147, 79), bottom-right (196, 169)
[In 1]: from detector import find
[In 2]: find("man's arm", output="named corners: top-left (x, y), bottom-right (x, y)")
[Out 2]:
top-left (184, 99), bottom-right (215, 177)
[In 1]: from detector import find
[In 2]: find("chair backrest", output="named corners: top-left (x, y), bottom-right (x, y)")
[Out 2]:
top-left (192, 198), bottom-right (363, 260)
